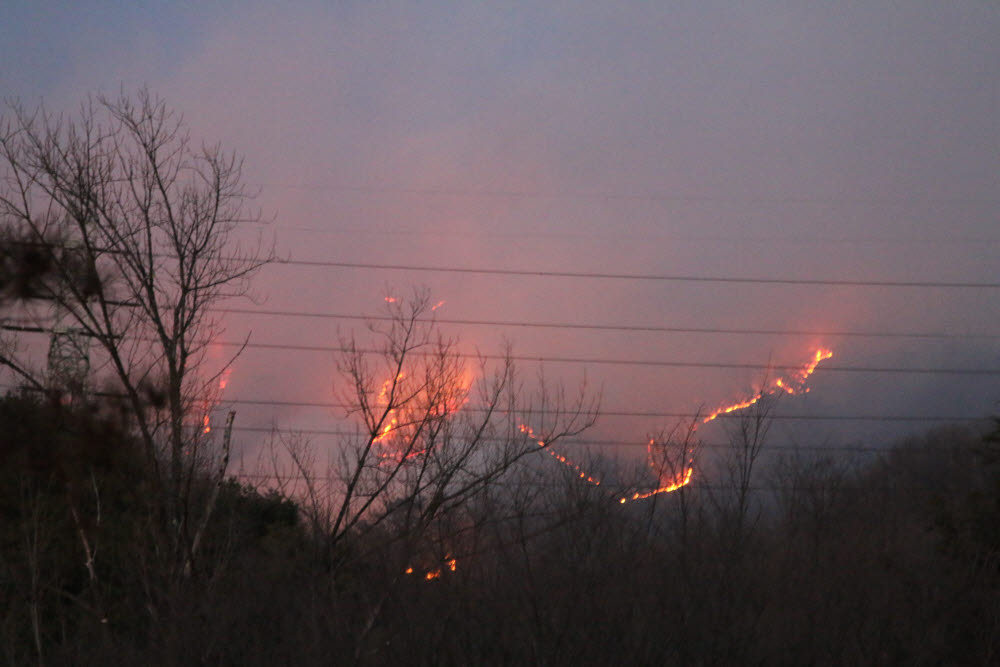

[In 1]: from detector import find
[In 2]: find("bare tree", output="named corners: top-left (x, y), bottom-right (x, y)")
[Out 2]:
top-left (644, 417), bottom-right (702, 536)
top-left (712, 386), bottom-right (777, 549)
top-left (264, 291), bottom-right (598, 657)
top-left (276, 292), bottom-right (595, 551)
top-left (0, 89), bottom-right (271, 580)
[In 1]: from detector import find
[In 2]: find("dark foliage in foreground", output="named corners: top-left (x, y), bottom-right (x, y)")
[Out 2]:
top-left (2, 393), bottom-right (998, 666)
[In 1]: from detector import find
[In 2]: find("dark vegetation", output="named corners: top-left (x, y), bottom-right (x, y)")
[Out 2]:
top-left (1, 390), bottom-right (998, 665)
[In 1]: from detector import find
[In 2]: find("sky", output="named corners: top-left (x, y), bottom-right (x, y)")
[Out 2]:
top-left (3, 2), bottom-right (999, 471)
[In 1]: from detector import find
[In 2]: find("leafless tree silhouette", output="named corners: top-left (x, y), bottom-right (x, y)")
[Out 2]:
top-left (0, 88), bottom-right (272, 580)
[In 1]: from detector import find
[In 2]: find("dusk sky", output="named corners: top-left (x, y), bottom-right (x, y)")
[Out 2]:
top-left (3, 2), bottom-right (999, 466)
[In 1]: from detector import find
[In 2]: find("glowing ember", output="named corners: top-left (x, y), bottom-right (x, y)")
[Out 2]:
top-left (519, 424), bottom-right (601, 485)
top-left (404, 555), bottom-right (457, 581)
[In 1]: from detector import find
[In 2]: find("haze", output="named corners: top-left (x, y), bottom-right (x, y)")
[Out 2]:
top-left (3, 2), bottom-right (998, 460)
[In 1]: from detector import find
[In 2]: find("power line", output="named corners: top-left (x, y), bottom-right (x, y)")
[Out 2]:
top-left (9, 327), bottom-right (996, 373)
top-left (212, 308), bottom-right (1000, 340)
top-left (11, 230), bottom-right (998, 288)
top-left (267, 259), bottom-right (1000, 289)
top-left (12, 302), bottom-right (998, 342)
top-left (10, 234), bottom-right (998, 288)
top-left (254, 182), bottom-right (1000, 206)
top-left (227, 425), bottom-right (987, 452)
top-left (225, 471), bottom-right (989, 496)
top-left (2, 381), bottom-right (979, 432)
top-left (258, 223), bottom-right (1000, 246)
top-left (220, 397), bottom-right (983, 421)
top-left (208, 339), bottom-right (1000, 375)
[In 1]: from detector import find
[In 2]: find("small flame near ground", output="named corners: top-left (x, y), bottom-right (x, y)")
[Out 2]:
top-left (405, 556), bottom-right (457, 580)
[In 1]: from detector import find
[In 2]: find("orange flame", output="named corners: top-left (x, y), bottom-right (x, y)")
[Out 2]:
top-left (373, 373), bottom-right (405, 446)
top-left (620, 467), bottom-right (693, 503)
top-left (523, 347), bottom-right (832, 504)
top-left (521, 421), bottom-right (693, 503)
top-left (702, 348), bottom-right (832, 424)
top-left (373, 370), bottom-right (471, 463)
top-left (404, 555), bottom-right (457, 580)
top-left (202, 368), bottom-right (234, 434)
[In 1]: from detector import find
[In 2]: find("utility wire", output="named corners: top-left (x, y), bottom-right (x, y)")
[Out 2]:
top-left (2, 382), bottom-right (978, 429)
top-left (208, 339), bottom-right (1000, 375)
top-left (8, 326), bottom-right (995, 374)
top-left (8, 237), bottom-right (997, 287)
top-left (220, 398), bottom-right (982, 421)
top-left (254, 182), bottom-right (1000, 206)
top-left (13, 310), bottom-right (998, 341)
top-left (227, 425), bottom-right (987, 451)
top-left (212, 308), bottom-right (1000, 340)
top-left (268, 259), bottom-right (1000, 289)
top-left (254, 222), bottom-right (1000, 245)
top-left (225, 471), bottom-right (990, 495)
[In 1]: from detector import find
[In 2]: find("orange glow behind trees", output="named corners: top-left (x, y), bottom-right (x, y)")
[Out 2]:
top-left (201, 368), bottom-right (234, 434)
top-left (371, 369), bottom-right (472, 463)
